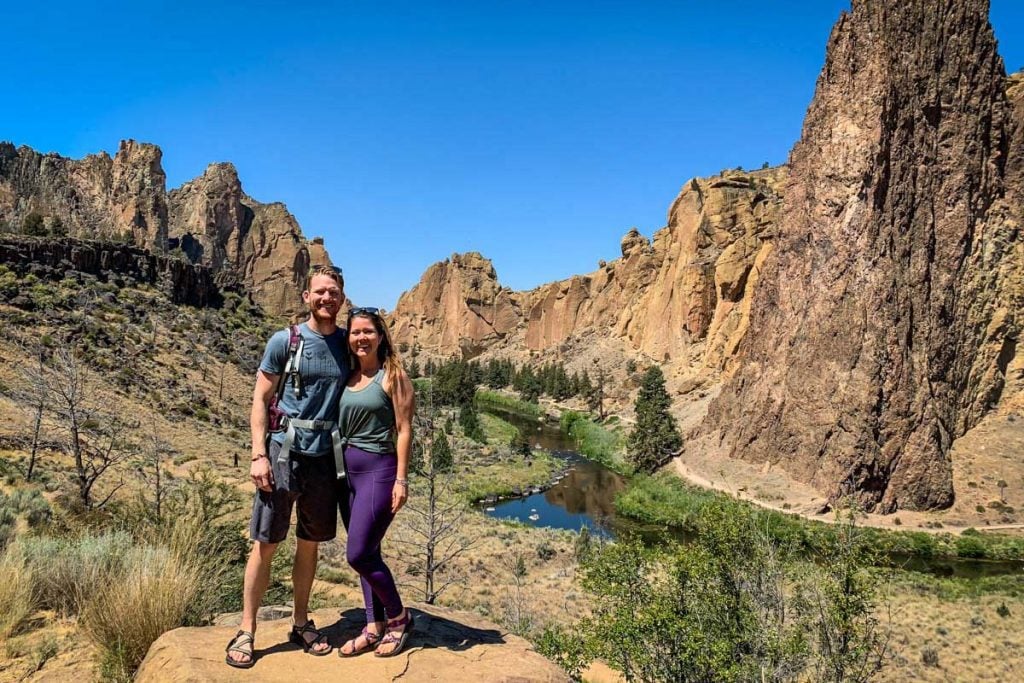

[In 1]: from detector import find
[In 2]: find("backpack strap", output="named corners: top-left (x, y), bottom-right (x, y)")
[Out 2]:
top-left (278, 325), bottom-right (304, 400)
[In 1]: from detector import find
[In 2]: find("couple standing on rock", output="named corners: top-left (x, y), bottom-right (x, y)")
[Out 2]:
top-left (226, 265), bottom-right (416, 668)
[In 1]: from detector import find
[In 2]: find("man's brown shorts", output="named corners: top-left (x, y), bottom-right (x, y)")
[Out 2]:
top-left (248, 440), bottom-right (338, 544)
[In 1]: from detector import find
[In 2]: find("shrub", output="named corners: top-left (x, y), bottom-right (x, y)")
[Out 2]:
top-left (956, 534), bottom-right (987, 559)
top-left (19, 531), bottom-right (135, 615)
top-left (5, 488), bottom-right (52, 526)
top-left (537, 541), bottom-right (556, 562)
top-left (536, 625), bottom-right (590, 682)
top-left (22, 212), bottom-right (46, 236)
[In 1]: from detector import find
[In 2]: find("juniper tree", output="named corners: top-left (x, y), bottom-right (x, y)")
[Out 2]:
top-left (627, 365), bottom-right (681, 472)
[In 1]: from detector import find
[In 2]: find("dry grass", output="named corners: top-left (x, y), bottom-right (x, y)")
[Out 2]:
top-left (0, 546), bottom-right (34, 640)
top-left (80, 544), bottom-right (204, 681)
top-left (18, 531), bottom-right (134, 616)
top-left (880, 590), bottom-right (1024, 682)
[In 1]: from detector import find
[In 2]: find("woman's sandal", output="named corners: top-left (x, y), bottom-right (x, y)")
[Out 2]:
top-left (374, 611), bottom-right (414, 658)
top-left (338, 625), bottom-right (382, 657)
top-left (288, 619), bottom-right (333, 656)
top-left (225, 630), bottom-right (255, 669)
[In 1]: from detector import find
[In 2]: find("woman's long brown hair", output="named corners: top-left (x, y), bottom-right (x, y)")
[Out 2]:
top-left (346, 310), bottom-right (404, 395)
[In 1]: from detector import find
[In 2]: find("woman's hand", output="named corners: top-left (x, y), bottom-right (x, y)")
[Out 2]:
top-left (391, 481), bottom-right (408, 513)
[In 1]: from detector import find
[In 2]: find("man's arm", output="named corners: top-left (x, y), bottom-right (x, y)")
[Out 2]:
top-left (250, 370), bottom-right (279, 492)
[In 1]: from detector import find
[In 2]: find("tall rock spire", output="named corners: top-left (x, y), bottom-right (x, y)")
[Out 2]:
top-left (705, 0), bottom-right (1023, 512)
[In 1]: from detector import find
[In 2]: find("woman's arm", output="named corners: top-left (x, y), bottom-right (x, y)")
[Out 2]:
top-left (391, 368), bottom-right (416, 513)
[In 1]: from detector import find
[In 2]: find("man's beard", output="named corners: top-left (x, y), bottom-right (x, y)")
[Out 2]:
top-left (308, 302), bottom-right (338, 323)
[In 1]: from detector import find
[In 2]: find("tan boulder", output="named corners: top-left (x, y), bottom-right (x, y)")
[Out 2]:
top-left (136, 605), bottom-right (567, 683)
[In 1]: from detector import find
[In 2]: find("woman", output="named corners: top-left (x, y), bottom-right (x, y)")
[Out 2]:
top-left (337, 306), bottom-right (416, 658)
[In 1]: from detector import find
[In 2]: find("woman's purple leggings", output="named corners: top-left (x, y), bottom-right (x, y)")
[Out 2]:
top-left (339, 446), bottom-right (404, 624)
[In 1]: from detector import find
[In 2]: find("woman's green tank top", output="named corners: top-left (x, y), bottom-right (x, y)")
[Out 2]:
top-left (338, 368), bottom-right (396, 454)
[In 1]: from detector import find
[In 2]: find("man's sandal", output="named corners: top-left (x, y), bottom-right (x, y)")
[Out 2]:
top-left (374, 612), bottom-right (414, 658)
top-left (338, 625), bottom-right (382, 657)
top-left (288, 619), bottom-right (333, 656)
top-left (225, 630), bottom-right (255, 669)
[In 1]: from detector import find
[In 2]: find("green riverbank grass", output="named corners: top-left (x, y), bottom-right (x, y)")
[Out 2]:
top-left (616, 473), bottom-right (1024, 564)
top-left (460, 450), bottom-right (561, 504)
top-left (559, 411), bottom-right (629, 473)
top-left (475, 390), bottom-right (545, 418)
top-left (893, 569), bottom-right (1024, 599)
top-left (479, 412), bottom-right (519, 445)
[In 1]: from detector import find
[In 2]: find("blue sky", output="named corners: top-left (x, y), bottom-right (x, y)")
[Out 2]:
top-left (5, 1), bottom-right (1023, 308)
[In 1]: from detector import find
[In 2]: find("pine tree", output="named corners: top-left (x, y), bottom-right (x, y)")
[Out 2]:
top-left (459, 403), bottom-right (485, 443)
top-left (627, 365), bottom-right (682, 472)
top-left (431, 430), bottom-right (453, 472)
top-left (22, 211), bottom-right (46, 236)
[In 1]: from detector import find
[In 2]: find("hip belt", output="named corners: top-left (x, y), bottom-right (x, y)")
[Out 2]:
top-left (276, 418), bottom-right (347, 480)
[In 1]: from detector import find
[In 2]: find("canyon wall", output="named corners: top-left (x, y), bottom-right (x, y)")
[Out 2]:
top-left (392, 167), bottom-right (784, 373)
top-left (0, 142), bottom-right (332, 319)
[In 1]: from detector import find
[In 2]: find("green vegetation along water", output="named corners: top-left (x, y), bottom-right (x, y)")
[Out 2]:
top-left (481, 405), bottom-right (1024, 578)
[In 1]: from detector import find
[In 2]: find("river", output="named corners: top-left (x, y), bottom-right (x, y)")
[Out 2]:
top-left (479, 406), bottom-right (1024, 579)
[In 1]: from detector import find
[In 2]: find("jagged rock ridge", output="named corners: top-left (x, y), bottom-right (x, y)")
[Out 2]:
top-left (167, 162), bottom-right (333, 320)
top-left (0, 140), bottom-right (167, 247)
top-left (0, 141), bottom-right (332, 319)
top-left (704, 0), bottom-right (1024, 512)
top-left (391, 167), bottom-right (785, 375)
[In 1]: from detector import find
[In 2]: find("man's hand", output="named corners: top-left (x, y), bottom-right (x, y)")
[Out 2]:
top-left (251, 455), bottom-right (274, 492)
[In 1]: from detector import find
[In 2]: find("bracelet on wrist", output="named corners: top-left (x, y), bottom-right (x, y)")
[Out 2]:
top-left (395, 478), bottom-right (409, 487)
top-left (251, 453), bottom-right (268, 462)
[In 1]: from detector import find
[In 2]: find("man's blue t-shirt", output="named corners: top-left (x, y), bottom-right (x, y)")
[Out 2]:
top-left (259, 323), bottom-right (349, 456)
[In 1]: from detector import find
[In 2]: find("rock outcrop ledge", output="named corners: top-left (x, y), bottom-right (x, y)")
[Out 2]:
top-left (136, 604), bottom-right (567, 683)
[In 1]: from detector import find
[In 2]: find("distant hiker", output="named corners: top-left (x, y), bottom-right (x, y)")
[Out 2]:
top-left (225, 265), bottom-right (348, 669)
top-left (336, 306), bottom-right (416, 658)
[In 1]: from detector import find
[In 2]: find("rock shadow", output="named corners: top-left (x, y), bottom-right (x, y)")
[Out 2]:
top-left (325, 607), bottom-right (507, 653)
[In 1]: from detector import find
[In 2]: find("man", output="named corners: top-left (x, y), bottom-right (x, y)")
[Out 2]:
top-left (226, 265), bottom-right (348, 668)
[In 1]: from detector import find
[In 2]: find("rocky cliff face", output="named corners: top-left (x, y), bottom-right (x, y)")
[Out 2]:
top-left (391, 252), bottom-right (522, 357)
top-left (704, 0), bottom-right (1024, 512)
top-left (391, 168), bottom-right (784, 374)
top-left (0, 140), bottom-right (168, 246)
top-left (0, 141), bottom-right (332, 320)
top-left (167, 163), bottom-right (328, 320)
top-left (521, 169), bottom-right (785, 367)
top-left (0, 237), bottom-right (219, 307)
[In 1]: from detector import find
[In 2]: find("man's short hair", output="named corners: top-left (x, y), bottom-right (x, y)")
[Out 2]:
top-left (305, 265), bottom-right (343, 292)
